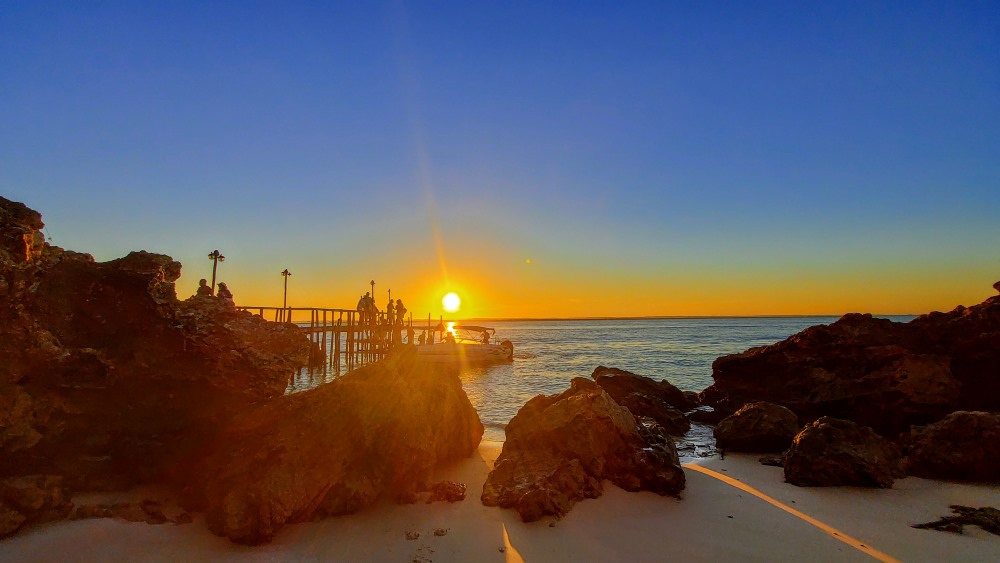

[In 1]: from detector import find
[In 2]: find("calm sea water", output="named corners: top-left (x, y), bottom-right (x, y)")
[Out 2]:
top-left (288, 316), bottom-right (914, 460)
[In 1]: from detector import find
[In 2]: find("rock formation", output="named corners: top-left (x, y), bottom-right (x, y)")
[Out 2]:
top-left (0, 475), bottom-right (73, 538)
top-left (906, 411), bottom-right (1000, 482)
top-left (183, 349), bottom-right (483, 545)
top-left (701, 286), bottom-right (1000, 436)
top-left (784, 417), bottom-right (901, 488)
top-left (714, 401), bottom-right (800, 453)
top-left (0, 196), bottom-right (311, 493)
top-left (481, 378), bottom-right (685, 522)
top-left (591, 366), bottom-right (693, 435)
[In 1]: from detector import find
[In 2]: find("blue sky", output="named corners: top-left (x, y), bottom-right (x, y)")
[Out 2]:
top-left (2, 1), bottom-right (998, 316)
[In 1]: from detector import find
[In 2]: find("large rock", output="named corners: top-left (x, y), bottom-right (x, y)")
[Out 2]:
top-left (481, 378), bottom-right (685, 522)
top-left (907, 411), bottom-right (1000, 482)
top-left (591, 366), bottom-right (693, 435)
top-left (0, 197), bottom-right (44, 264)
top-left (0, 475), bottom-right (73, 539)
top-left (714, 401), bottom-right (800, 453)
top-left (784, 417), bottom-right (901, 488)
top-left (184, 349), bottom-right (483, 545)
top-left (0, 197), bottom-right (312, 491)
top-left (701, 290), bottom-right (1000, 436)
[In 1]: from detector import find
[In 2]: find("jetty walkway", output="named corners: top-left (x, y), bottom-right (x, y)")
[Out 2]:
top-left (238, 305), bottom-right (442, 374)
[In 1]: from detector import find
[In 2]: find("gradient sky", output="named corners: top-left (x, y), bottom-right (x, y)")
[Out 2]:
top-left (2, 1), bottom-right (998, 318)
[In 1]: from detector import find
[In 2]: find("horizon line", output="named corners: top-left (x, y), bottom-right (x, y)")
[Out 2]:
top-left (456, 313), bottom-right (921, 323)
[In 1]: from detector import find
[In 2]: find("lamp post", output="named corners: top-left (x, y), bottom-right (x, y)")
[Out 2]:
top-left (281, 269), bottom-right (291, 308)
top-left (281, 268), bottom-right (292, 309)
top-left (207, 250), bottom-right (225, 296)
top-left (370, 279), bottom-right (375, 299)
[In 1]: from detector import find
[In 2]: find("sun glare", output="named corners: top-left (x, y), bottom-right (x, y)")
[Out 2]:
top-left (443, 292), bottom-right (461, 312)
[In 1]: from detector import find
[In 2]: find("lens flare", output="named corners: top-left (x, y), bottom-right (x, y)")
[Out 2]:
top-left (443, 292), bottom-right (461, 312)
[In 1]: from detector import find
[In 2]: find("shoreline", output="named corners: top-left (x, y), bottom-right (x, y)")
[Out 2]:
top-left (3, 442), bottom-right (997, 562)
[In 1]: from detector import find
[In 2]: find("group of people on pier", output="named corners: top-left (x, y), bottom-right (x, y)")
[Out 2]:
top-left (356, 292), bottom-right (411, 349)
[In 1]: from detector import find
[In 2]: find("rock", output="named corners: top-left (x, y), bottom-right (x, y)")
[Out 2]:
top-left (699, 295), bottom-right (1000, 436)
top-left (481, 378), bottom-right (685, 522)
top-left (0, 475), bottom-right (73, 539)
top-left (0, 196), bottom-right (45, 264)
top-left (907, 411), bottom-right (1000, 482)
top-left (758, 455), bottom-right (784, 467)
top-left (185, 349), bottom-right (483, 545)
top-left (0, 199), bottom-right (312, 490)
top-left (591, 366), bottom-right (692, 435)
top-left (433, 527), bottom-right (449, 536)
top-left (714, 402), bottom-right (800, 453)
top-left (784, 417), bottom-right (901, 488)
top-left (426, 481), bottom-right (467, 503)
top-left (72, 499), bottom-right (190, 525)
top-left (913, 505), bottom-right (1000, 535)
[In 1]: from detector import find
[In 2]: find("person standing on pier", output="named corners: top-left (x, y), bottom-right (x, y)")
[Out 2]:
top-left (395, 299), bottom-right (407, 345)
top-left (386, 298), bottom-right (395, 347)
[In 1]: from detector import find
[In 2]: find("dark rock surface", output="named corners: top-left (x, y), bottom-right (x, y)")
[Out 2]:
top-left (907, 411), bottom-right (1000, 482)
top-left (913, 505), bottom-right (1000, 535)
top-left (481, 378), bottom-right (685, 522)
top-left (184, 349), bottom-right (483, 545)
top-left (701, 287), bottom-right (1000, 436)
top-left (0, 475), bottom-right (73, 539)
top-left (72, 499), bottom-right (191, 525)
top-left (0, 196), bottom-right (311, 492)
top-left (784, 417), bottom-right (901, 488)
top-left (591, 366), bottom-right (693, 435)
top-left (714, 401), bottom-right (800, 453)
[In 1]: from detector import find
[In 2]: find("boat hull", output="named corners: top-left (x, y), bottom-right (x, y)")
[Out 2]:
top-left (416, 342), bottom-right (513, 365)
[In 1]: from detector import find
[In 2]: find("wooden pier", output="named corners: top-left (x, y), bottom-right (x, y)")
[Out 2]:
top-left (238, 306), bottom-right (435, 374)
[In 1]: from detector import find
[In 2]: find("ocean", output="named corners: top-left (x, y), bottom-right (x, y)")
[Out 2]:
top-left (288, 316), bottom-right (915, 461)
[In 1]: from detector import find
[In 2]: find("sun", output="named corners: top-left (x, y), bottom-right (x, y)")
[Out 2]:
top-left (442, 292), bottom-right (461, 313)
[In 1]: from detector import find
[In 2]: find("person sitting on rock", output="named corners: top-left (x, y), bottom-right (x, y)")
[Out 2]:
top-left (196, 278), bottom-right (213, 297)
top-left (217, 282), bottom-right (234, 300)
top-left (444, 331), bottom-right (456, 344)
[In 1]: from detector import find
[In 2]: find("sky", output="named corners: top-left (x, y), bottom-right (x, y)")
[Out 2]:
top-left (2, 1), bottom-right (998, 318)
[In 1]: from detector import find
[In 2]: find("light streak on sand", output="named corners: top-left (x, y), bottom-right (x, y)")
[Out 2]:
top-left (684, 464), bottom-right (901, 563)
top-left (502, 523), bottom-right (526, 563)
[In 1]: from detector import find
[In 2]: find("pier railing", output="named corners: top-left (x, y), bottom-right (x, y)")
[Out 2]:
top-left (238, 306), bottom-right (391, 373)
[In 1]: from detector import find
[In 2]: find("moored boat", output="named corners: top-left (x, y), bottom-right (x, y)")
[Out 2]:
top-left (416, 325), bottom-right (514, 365)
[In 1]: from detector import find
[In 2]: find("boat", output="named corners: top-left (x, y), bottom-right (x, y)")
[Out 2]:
top-left (415, 324), bottom-right (514, 365)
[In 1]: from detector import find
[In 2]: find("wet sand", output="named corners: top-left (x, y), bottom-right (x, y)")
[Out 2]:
top-left (2, 442), bottom-right (999, 562)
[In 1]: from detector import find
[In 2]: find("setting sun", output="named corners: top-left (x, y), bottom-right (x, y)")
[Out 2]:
top-left (442, 292), bottom-right (461, 313)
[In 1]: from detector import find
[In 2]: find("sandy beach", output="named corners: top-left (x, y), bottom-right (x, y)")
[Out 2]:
top-left (2, 441), bottom-right (997, 562)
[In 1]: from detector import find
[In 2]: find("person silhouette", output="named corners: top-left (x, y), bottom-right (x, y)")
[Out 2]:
top-left (196, 278), bottom-right (213, 297)
top-left (395, 299), bottom-right (407, 324)
top-left (217, 282), bottom-right (233, 300)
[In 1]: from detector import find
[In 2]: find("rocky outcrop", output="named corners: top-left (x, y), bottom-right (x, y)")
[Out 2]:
top-left (591, 366), bottom-right (693, 435)
top-left (183, 349), bottom-right (483, 545)
top-left (0, 475), bottom-right (73, 538)
top-left (701, 286), bottom-right (1000, 436)
top-left (0, 197), bottom-right (44, 264)
top-left (907, 411), bottom-right (1000, 482)
top-left (784, 417), bottom-right (901, 488)
top-left (481, 378), bottom-right (685, 522)
top-left (0, 196), bottom-right (311, 492)
top-left (714, 401), bottom-right (800, 453)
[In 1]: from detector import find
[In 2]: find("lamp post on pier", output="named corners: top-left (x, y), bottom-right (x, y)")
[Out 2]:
top-left (281, 269), bottom-right (292, 308)
top-left (207, 250), bottom-right (225, 296)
